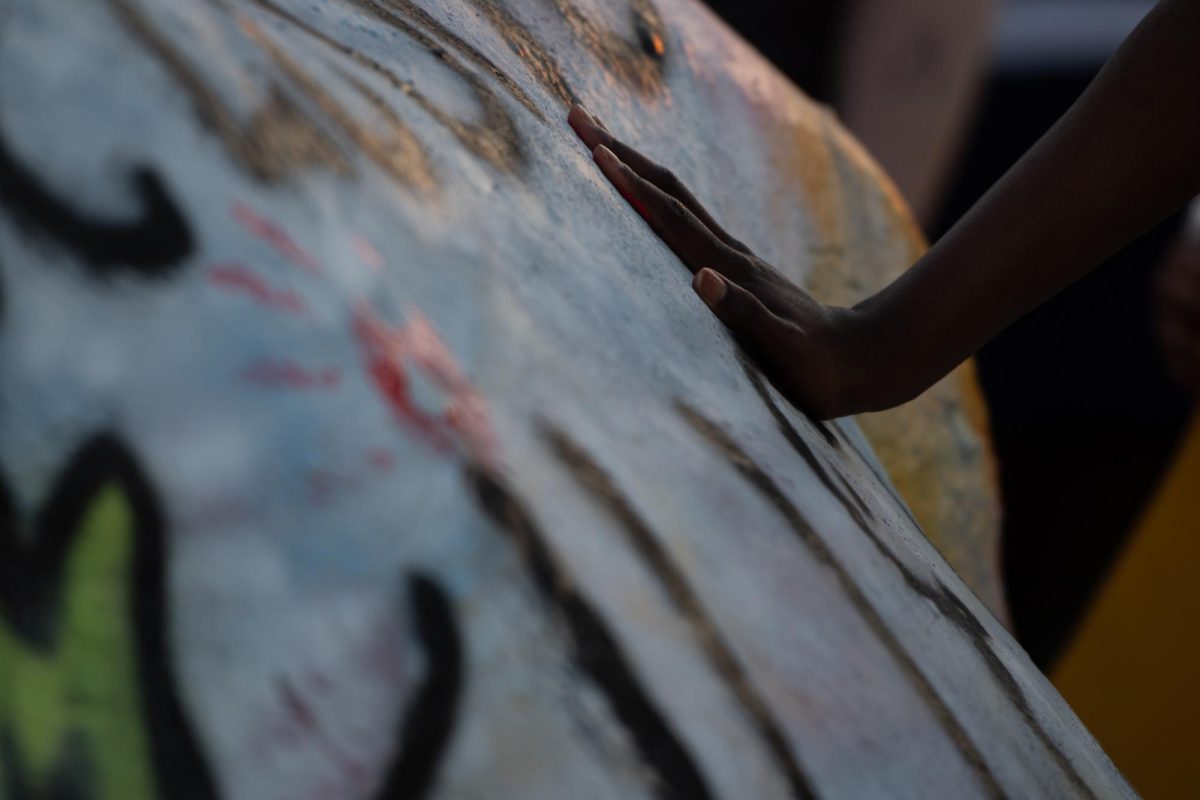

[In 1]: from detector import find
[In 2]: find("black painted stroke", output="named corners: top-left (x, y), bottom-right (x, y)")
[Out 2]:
top-left (0, 435), bottom-right (218, 799)
top-left (468, 467), bottom-right (716, 800)
top-left (544, 426), bottom-right (817, 799)
top-left (738, 361), bottom-right (876, 530)
top-left (676, 404), bottom-right (1006, 798)
top-left (739, 363), bottom-right (1094, 796)
top-left (377, 573), bottom-right (464, 800)
top-left (0, 120), bottom-right (193, 275)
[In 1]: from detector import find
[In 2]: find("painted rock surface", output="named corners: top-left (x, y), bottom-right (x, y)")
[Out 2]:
top-left (0, 0), bottom-right (1119, 798)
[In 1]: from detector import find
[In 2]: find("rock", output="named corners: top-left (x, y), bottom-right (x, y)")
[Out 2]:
top-left (0, 0), bottom-right (1124, 797)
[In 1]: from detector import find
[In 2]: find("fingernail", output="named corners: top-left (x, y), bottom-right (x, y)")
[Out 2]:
top-left (594, 144), bottom-right (619, 168)
top-left (569, 103), bottom-right (597, 129)
top-left (693, 269), bottom-right (726, 307)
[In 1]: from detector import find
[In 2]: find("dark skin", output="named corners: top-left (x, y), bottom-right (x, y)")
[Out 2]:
top-left (569, 0), bottom-right (1200, 420)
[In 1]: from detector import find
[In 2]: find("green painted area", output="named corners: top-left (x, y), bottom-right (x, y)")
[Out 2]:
top-left (0, 484), bottom-right (155, 798)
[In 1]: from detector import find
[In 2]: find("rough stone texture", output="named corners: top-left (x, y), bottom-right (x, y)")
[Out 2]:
top-left (0, 0), bottom-right (1122, 798)
top-left (789, 118), bottom-right (1006, 618)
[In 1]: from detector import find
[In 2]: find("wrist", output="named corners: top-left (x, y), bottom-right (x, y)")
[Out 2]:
top-left (831, 296), bottom-right (920, 416)
top-left (820, 304), bottom-right (885, 417)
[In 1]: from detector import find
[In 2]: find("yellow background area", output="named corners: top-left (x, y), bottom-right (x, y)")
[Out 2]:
top-left (1053, 411), bottom-right (1200, 798)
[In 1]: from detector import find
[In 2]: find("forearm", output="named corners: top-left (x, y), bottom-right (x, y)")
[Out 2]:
top-left (853, 0), bottom-right (1200, 411)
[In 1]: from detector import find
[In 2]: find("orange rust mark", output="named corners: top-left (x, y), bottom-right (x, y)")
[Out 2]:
top-left (543, 0), bottom-right (668, 97)
top-left (648, 32), bottom-right (666, 58)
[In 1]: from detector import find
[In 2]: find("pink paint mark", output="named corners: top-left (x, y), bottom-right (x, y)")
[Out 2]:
top-left (273, 679), bottom-right (373, 797)
top-left (353, 304), bottom-right (500, 468)
top-left (242, 361), bottom-right (342, 390)
top-left (307, 471), bottom-right (341, 505)
top-left (208, 263), bottom-right (308, 315)
top-left (352, 235), bottom-right (384, 273)
top-left (233, 201), bottom-right (322, 274)
top-left (307, 672), bottom-right (335, 695)
top-left (280, 681), bottom-right (318, 733)
top-left (366, 448), bottom-right (397, 473)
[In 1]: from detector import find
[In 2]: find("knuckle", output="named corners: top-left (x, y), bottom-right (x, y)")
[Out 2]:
top-left (659, 167), bottom-right (685, 193)
top-left (659, 196), bottom-right (690, 229)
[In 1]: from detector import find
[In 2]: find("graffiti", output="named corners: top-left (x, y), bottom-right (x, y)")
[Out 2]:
top-left (233, 1), bottom-right (442, 189)
top-left (375, 573), bottom-right (463, 800)
top-left (355, 305), bottom-right (500, 468)
top-left (468, 467), bottom-right (716, 800)
top-left (330, 0), bottom-right (528, 173)
top-left (0, 436), bottom-right (217, 799)
top-left (539, 0), bottom-right (666, 95)
top-left (208, 263), bottom-right (310, 315)
top-left (462, 0), bottom-right (668, 106)
top-left (107, 0), bottom-right (666, 188)
top-left (674, 403), bottom-right (1005, 797)
top-left (544, 426), bottom-right (818, 799)
top-left (107, 0), bottom-right (350, 183)
top-left (241, 361), bottom-right (343, 390)
top-left (0, 123), bottom-right (192, 277)
top-left (231, 202), bottom-right (323, 275)
top-left (738, 364), bottom-right (1094, 796)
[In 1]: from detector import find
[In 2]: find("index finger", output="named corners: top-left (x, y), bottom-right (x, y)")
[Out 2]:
top-left (569, 105), bottom-right (751, 254)
top-left (593, 144), bottom-right (752, 282)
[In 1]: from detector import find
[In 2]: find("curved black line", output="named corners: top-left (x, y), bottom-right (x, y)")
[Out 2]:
top-left (468, 467), bottom-right (715, 800)
top-left (676, 404), bottom-right (1005, 798)
top-left (735, 367), bottom-right (1095, 795)
top-left (544, 425), bottom-right (817, 799)
top-left (0, 436), bottom-right (218, 798)
top-left (377, 573), bottom-right (464, 800)
top-left (0, 121), bottom-right (193, 275)
top-left (739, 359), bottom-right (871, 524)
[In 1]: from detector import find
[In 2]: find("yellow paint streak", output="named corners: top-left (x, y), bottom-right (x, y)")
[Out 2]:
top-left (1053, 410), bottom-right (1200, 797)
top-left (0, 485), bottom-right (155, 798)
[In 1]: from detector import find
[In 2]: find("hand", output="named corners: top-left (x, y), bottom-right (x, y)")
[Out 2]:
top-left (1155, 226), bottom-right (1200, 391)
top-left (567, 105), bottom-right (871, 420)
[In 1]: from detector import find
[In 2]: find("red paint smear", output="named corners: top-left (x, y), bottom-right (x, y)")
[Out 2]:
top-left (233, 201), bottom-right (322, 274)
top-left (354, 306), bottom-right (452, 452)
top-left (353, 304), bottom-right (500, 468)
top-left (620, 187), bottom-right (652, 222)
top-left (208, 263), bottom-right (308, 315)
top-left (242, 361), bottom-right (342, 390)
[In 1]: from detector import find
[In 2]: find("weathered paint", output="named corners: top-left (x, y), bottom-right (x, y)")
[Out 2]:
top-left (0, 0), bottom-right (1123, 797)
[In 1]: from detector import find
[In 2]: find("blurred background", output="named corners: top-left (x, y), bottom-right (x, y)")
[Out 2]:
top-left (701, 0), bottom-right (1199, 795)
